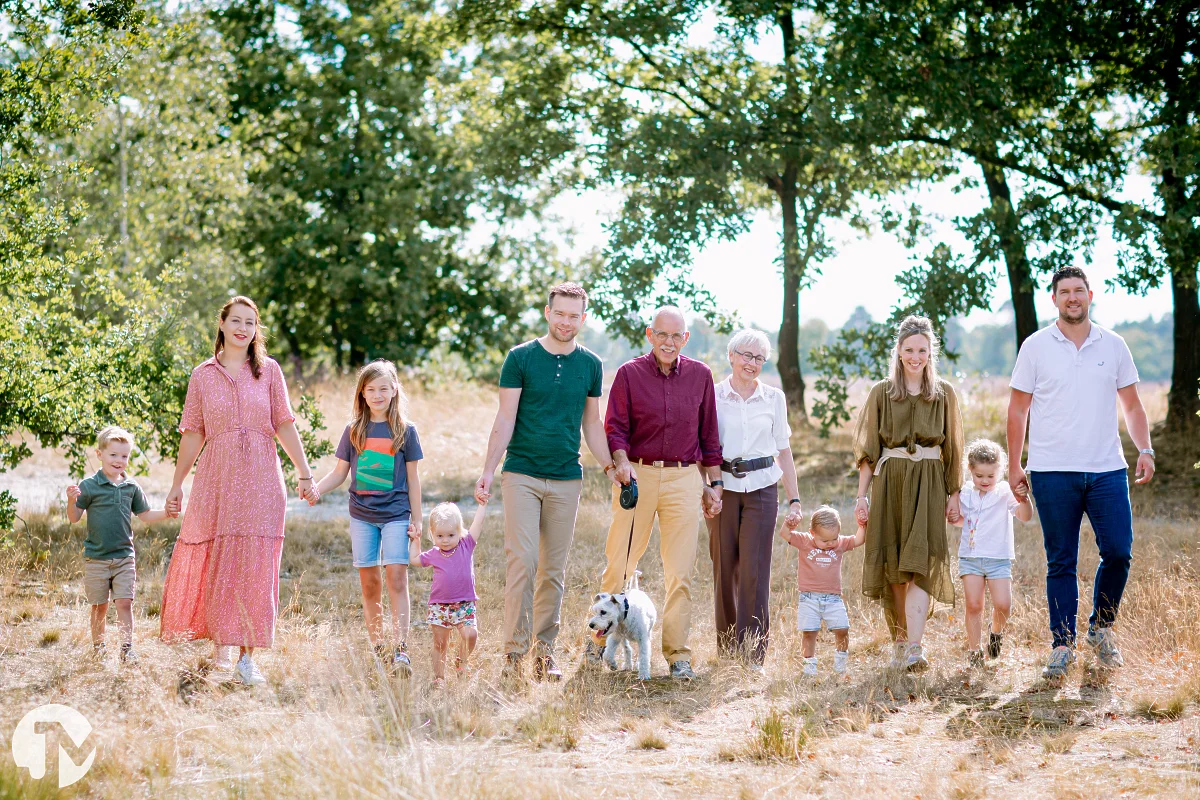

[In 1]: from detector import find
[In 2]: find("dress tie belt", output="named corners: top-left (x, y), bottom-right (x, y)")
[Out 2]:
top-left (212, 426), bottom-right (273, 455)
top-left (873, 445), bottom-right (942, 476)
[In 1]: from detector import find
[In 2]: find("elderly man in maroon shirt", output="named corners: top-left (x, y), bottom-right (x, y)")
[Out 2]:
top-left (590, 306), bottom-right (723, 680)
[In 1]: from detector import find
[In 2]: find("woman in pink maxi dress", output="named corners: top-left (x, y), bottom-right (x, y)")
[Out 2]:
top-left (160, 297), bottom-right (314, 681)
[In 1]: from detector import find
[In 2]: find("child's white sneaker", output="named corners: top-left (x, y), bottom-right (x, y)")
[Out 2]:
top-left (802, 656), bottom-right (818, 677)
top-left (235, 653), bottom-right (267, 686)
top-left (833, 650), bottom-right (849, 674)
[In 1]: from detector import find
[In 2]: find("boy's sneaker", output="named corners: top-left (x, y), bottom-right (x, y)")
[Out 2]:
top-left (967, 649), bottom-right (984, 668)
top-left (392, 645), bottom-right (412, 677)
top-left (1085, 627), bottom-right (1124, 669)
top-left (802, 656), bottom-right (818, 677)
top-left (833, 650), bottom-right (849, 675)
top-left (888, 641), bottom-right (906, 670)
top-left (987, 632), bottom-right (1003, 660)
top-left (669, 660), bottom-right (697, 681)
top-left (1041, 645), bottom-right (1076, 681)
top-left (120, 643), bottom-right (138, 663)
top-left (235, 653), bottom-right (267, 686)
top-left (903, 643), bottom-right (928, 672)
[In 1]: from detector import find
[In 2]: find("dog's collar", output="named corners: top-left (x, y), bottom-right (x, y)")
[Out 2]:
top-left (623, 596), bottom-right (629, 616)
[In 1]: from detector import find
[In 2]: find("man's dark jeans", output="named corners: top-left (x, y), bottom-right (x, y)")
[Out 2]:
top-left (1029, 469), bottom-right (1133, 649)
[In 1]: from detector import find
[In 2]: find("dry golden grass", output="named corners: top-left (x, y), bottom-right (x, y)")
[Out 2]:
top-left (1, 377), bottom-right (1198, 798)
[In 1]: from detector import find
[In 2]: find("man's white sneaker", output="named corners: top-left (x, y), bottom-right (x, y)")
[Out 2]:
top-left (236, 653), bottom-right (267, 686)
top-left (802, 656), bottom-right (818, 677)
top-left (833, 650), bottom-right (849, 675)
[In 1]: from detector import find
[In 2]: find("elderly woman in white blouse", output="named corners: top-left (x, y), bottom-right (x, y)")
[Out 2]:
top-left (706, 329), bottom-right (802, 668)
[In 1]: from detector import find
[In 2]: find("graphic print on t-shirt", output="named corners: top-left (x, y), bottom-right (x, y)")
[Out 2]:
top-left (355, 436), bottom-right (395, 493)
top-left (806, 548), bottom-right (841, 568)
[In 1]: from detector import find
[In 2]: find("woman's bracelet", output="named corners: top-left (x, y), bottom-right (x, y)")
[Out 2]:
top-left (298, 475), bottom-right (313, 482)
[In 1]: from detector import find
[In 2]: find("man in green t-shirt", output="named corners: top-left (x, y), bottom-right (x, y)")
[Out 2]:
top-left (476, 282), bottom-right (618, 683)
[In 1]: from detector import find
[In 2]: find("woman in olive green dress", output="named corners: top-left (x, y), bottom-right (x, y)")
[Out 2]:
top-left (853, 315), bottom-right (964, 671)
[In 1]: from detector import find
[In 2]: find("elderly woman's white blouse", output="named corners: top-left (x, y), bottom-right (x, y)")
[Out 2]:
top-left (713, 377), bottom-right (792, 493)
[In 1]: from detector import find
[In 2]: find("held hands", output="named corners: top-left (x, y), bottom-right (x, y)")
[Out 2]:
top-left (165, 486), bottom-right (184, 517)
top-left (854, 496), bottom-right (870, 526)
top-left (1008, 465), bottom-right (1029, 502)
top-left (1134, 453), bottom-right (1155, 485)
top-left (474, 472), bottom-right (493, 504)
top-left (297, 477), bottom-right (318, 504)
top-left (702, 485), bottom-right (723, 518)
top-left (783, 502), bottom-right (803, 530)
top-left (945, 493), bottom-right (962, 525)
top-left (408, 519), bottom-right (422, 542)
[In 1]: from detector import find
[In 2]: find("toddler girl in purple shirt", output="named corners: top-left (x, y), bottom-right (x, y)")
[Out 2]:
top-left (409, 498), bottom-right (488, 685)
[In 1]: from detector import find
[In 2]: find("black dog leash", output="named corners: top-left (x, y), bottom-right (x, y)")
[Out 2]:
top-left (619, 477), bottom-right (638, 584)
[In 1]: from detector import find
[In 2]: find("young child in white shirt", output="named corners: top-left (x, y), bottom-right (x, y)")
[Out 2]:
top-left (953, 439), bottom-right (1033, 666)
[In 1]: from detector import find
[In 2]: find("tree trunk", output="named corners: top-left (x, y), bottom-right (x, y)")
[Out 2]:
top-left (977, 153), bottom-right (1038, 350)
top-left (776, 160), bottom-right (809, 423)
top-left (774, 5), bottom-right (809, 424)
top-left (1164, 241), bottom-right (1200, 437)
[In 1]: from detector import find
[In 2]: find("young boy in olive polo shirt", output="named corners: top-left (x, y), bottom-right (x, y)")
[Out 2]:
top-left (67, 426), bottom-right (174, 663)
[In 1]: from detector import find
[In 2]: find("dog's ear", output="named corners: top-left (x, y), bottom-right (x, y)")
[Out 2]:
top-left (593, 593), bottom-right (605, 603)
top-left (608, 596), bottom-right (621, 606)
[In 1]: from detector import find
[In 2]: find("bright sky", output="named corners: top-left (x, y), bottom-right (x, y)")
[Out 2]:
top-left (552, 173), bottom-right (1173, 333)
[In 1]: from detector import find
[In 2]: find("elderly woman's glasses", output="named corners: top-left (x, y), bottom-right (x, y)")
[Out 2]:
top-left (733, 349), bottom-right (767, 366)
top-left (652, 330), bottom-right (686, 344)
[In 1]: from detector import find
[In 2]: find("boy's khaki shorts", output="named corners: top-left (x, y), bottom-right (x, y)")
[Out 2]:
top-left (83, 556), bottom-right (136, 605)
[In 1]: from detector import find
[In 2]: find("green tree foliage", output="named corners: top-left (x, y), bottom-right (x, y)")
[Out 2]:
top-left (0, 0), bottom-right (191, 533)
top-left (216, 0), bottom-right (579, 369)
top-left (813, 0), bottom-right (1117, 353)
top-left (809, 244), bottom-right (992, 435)
top-left (461, 0), bottom-right (933, 422)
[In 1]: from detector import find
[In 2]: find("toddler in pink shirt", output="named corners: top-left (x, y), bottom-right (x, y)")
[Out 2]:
top-left (409, 498), bottom-right (488, 685)
top-left (778, 505), bottom-right (865, 677)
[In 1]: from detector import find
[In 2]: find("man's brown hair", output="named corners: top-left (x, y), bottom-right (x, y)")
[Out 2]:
top-left (1050, 266), bottom-right (1090, 295)
top-left (547, 282), bottom-right (588, 311)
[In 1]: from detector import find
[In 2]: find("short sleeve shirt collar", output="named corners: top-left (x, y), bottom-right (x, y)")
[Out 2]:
top-left (715, 377), bottom-right (769, 404)
top-left (1048, 322), bottom-right (1102, 347)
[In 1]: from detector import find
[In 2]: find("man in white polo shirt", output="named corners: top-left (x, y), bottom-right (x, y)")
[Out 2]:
top-left (1007, 266), bottom-right (1155, 682)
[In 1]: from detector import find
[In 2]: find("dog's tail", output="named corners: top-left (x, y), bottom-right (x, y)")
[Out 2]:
top-left (623, 570), bottom-right (642, 593)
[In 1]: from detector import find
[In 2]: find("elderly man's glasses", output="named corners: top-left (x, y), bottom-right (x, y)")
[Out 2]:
top-left (733, 349), bottom-right (767, 366)
top-left (652, 330), bottom-right (686, 344)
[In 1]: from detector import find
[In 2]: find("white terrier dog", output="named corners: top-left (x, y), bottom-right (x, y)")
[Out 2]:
top-left (588, 571), bottom-right (657, 680)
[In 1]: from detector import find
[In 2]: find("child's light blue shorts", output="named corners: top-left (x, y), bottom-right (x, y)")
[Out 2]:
top-left (797, 592), bottom-right (850, 632)
top-left (349, 518), bottom-right (410, 568)
top-left (958, 556), bottom-right (1012, 580)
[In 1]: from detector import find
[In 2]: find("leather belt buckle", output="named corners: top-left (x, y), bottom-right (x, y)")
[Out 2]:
top-left (652, 460), bottom-right (664, 468)
top-left (729, 457), bottom-right (749, 479)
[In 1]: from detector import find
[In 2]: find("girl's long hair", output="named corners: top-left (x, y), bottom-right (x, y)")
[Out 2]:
top-left (349, 360), bottom-right (410, 454)
top-left (886, 315), bottom-right (944, 402)
top-left (214, 295), bottom-right (269, 379)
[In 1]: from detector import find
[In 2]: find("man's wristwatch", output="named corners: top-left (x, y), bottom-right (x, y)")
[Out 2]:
top-left (1139, 448), bottom-right (1155, 459)
top-left (709, 480), bottom-right (724, 488)
top-left (788, 499), bottom-right (801, 506)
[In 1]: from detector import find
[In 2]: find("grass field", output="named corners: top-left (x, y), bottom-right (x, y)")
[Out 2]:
top-left (2, 375), bottom-right (1199, 798)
